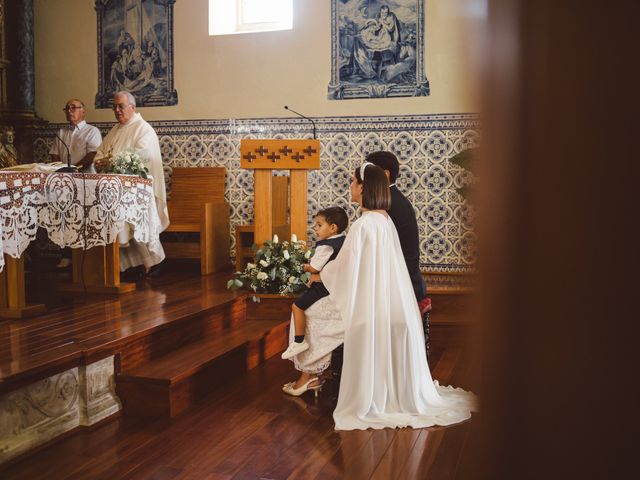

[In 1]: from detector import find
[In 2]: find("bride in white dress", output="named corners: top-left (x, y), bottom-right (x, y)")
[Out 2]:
top-left (319, 162), bottom-right (476, 430)
top-left (283, 162), bottom-right (476, 430)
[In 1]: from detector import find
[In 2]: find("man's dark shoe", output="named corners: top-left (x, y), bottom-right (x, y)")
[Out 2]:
top-left (121, 265), bottom-right (145, 282)
top-left (145, 262), bottom-right (164, 278)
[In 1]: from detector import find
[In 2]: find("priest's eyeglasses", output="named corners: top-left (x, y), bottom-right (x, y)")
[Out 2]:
top-left (111, 103), bottom-right (131, 111)
top-left (62, 105), bottom-right (83, 112)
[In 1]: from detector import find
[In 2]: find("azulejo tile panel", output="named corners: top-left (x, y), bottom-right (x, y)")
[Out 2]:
top-left (33, 114), bottom-right (479, 273)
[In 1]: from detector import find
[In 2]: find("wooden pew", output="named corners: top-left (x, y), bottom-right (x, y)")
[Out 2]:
top-left (234, 175), bottom-right (290, 272)
top-left (163, 167), bottom-right (230, 275)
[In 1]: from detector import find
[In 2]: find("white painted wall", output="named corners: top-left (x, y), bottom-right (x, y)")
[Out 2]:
top-left (34, 0), bottom-right (482, 123)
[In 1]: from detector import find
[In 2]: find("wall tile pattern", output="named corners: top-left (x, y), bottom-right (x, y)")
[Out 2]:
top-left (33, 114), bottom-right (479, 272)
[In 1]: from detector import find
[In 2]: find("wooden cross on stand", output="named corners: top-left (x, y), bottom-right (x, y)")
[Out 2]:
top-left (240, 139), bottom-right (321, 245)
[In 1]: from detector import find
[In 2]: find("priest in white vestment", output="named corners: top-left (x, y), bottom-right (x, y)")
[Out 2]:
top-left (94, 91), bottom-right (169, 272)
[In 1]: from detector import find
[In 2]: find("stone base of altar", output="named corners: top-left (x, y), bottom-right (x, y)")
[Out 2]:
top-left (0, 356), bottom-right (121, 464)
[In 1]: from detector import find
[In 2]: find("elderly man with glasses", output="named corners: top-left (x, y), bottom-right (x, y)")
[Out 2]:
top-left (49, 99), bottom-right (102, 173)
top-left (94, 91), bottom-right (169, 278)
top-left (49, 99), bottom-right (102, 269)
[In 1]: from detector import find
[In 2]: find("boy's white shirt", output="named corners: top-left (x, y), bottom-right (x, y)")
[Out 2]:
top-left (309, 232), bottom-right (347, 272)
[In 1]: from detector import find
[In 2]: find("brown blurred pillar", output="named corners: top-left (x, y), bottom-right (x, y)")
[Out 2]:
top-left (466, 1), bottom-right (640, 478)
top-left (1, 0), bottom-right (42, 161)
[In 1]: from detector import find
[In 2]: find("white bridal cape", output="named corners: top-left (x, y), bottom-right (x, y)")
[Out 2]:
top-left (321, 211), bottom-right (476, 430)
top-left (95, 112), bottom-right (169, 270)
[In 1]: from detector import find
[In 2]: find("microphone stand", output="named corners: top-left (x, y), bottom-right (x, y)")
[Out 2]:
top-left (284, 105), bottom-right (317, 139)
top-left (54, 131), bottom-right (78, 173)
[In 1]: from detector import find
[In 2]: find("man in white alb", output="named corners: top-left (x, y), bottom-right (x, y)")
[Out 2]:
top-left (50, 99), bottom-right (102, 172)
top-left (50, 99), bottom-right (102, 268)
top-left (94, 91), bottom-right (169, 276)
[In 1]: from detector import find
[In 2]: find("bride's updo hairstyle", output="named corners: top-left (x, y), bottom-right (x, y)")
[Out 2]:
top-left (355, 163), bottom-right (391, 211)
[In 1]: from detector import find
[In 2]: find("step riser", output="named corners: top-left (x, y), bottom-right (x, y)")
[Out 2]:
top-left (116, 322), bottom-right (288, 418)
top-left (117, 348), bottom-right (247, 417)
top-left (117, 298), bottom-right (247, 372)
top-left (246, 296), bottom-right (295, 321)
top-left (246, 322), bottom-right (288, 370)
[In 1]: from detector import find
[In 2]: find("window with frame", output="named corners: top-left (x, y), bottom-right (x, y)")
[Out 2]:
top-left (209, 0), bottom-right (293, 36)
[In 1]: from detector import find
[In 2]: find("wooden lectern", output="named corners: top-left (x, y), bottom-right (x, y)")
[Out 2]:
top-left (240, 139), bottom-right (321, 245)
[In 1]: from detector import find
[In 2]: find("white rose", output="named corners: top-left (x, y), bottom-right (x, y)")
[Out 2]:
top-left (273, 234), bottom-right (279, 243)
top-left (291, 234), bottom-right (298, 243)
top-left (283, 250), bottom-right (290, 260)
top-left (256, 272), bottom-right (268, 280)
top-left (304, 250), bottom-right (311, 259)
top-left (259, 259), bottom-right (269, 267)
top-left (246, 262), bottom-right (256, 270)
top-left (288, 276), bottom-right (297, 284)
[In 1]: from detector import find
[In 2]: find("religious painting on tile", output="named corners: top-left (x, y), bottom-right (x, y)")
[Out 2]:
top-left (329, 0), bottom-right (429, 99)
top-left (95, 0), bottom-right (178, 108)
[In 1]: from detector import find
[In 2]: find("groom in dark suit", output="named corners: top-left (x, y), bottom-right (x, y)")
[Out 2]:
top-left (367, 151), bottom-right (431, 353)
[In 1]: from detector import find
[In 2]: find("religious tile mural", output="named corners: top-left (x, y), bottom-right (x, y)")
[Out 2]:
top-left (329, 0), bottom-right (429, 99)
top-left (95, 0), bottom-right (178, 108)
top-left (33, 114), bottom-right (479, 273)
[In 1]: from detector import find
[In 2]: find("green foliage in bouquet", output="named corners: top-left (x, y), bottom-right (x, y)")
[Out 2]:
top-left (227, 235), bottom-right (313, 300)
top-left (104, 149), bottom-right (149, 178)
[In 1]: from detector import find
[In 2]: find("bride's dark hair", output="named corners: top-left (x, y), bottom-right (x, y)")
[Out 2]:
top-left (355, 164), bottom-right (391, 211)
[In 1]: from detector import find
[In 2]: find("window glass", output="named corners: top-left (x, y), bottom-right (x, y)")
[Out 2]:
top-left (209, 0), bottom-right (293, 36)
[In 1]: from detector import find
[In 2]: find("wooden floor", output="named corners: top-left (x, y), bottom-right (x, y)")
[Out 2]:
top-left (1, 264), bottom-right (479, 479)
top-left (1, 262), bottom-right (245, 389)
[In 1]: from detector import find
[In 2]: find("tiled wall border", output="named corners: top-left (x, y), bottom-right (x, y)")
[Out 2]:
top-left (33, 113), bottom-right (479, 273)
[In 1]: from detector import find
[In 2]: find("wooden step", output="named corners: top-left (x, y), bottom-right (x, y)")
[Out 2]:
top-left (424, 273), bottom-right (476, 295)
top-left (116, 318), bottom-right (289, 418)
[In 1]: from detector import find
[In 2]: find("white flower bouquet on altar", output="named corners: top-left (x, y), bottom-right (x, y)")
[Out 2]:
top-left (102, 149), bottom-right (149, 178)
top-left (227, 234), bottom-right (313, 299)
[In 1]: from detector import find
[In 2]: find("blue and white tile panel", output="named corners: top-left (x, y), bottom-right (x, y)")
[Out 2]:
top-left (32, 114), bottom-right (479, 273)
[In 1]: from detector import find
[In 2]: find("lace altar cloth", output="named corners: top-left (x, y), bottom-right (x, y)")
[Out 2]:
top-left (0, 171), bottom-right (159, 271)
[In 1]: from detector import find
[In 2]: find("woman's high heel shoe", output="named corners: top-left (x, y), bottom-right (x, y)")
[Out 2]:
top-left (282, 377), bottom-right (322, 397)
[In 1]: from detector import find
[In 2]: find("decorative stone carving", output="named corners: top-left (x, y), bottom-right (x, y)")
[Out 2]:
top-left (25, 370), bottom-right (79, 417)
top-left (78, 356), bottom-right (121, 426)
top-left (0, 125), bottom-right (18, 167)
top-left (0, 369), bottom-right (80, 463)
top-left (0, 356), bottom-right (121, 464)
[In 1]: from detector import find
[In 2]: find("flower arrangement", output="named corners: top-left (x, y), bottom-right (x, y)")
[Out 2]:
top-left (102, 149), bottom-right (149, 178)
top-left (227, 234), bottom-right (313, 300)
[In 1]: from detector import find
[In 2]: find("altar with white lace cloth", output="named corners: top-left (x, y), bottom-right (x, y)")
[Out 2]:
top-left (0, 171), bottom-right (161, 317)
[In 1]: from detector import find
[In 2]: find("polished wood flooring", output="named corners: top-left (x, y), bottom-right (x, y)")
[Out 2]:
top-left (0, 263), bottom-right (245, 390)
top-left (1, 263), bottom-right (479, 479)
top-left (1, 324), bottom-right (477, 479)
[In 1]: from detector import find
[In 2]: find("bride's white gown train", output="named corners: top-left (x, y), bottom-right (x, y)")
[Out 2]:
top-left (320, 211), bottom-right (477, 430)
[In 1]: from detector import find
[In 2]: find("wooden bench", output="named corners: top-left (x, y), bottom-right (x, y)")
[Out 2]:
top-left (163, 167), bottom-right (230, 275)
top-left (234, 175), bottom-right (290, 272)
